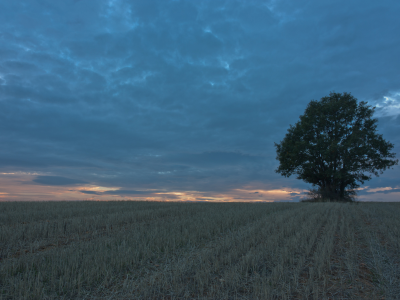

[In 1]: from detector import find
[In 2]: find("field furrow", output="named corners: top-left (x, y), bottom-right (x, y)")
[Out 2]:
top-left (0, 201), bottom-right (399, 299)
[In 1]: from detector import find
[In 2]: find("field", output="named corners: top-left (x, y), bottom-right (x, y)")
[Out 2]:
top-left (0, 201), bottom-right (399, 299)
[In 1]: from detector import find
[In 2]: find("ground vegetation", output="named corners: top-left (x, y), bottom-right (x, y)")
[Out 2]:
top-left (0, 201), bottom-right (399, 299)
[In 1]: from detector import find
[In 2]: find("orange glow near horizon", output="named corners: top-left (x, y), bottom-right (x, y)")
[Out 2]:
top-left (0, 173), bottom-right (398, 202)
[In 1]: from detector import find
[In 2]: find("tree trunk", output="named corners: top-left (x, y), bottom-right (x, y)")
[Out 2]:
top-left (339, 180), bottom-right (345, 200)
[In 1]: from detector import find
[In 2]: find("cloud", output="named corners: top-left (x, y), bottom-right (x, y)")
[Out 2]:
top-left (102, 190), bottom-right (156, 195)
top-left (0, 0), bottom-right (399, 201)
top-left (80, 190), bottom-right (99, 195)
top-left (161, 151), bottom-right (263, 167)
top-left (366, 187), bottom-right (400, 194)
top-left (373, 92), bottom-right (400, 118)
top-left (79, 189), bottom-right (157, 195)
top-left (33, 176), bottom-right (87, 186)
top-left (79, 189), bottom-right (181, 199)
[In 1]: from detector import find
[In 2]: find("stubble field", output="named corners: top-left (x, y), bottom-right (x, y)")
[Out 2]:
top-left (0, 201), bottom-right (399, 299)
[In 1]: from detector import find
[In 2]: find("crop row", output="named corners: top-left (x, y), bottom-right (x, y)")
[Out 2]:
top-left (0, 201), bottom-right (399, 299)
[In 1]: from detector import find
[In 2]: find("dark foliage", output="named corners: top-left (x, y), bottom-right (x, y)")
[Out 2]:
top-left (301, 186), bottom-right (357, 202)
top-left (275, 92), bottom-right (398, 202)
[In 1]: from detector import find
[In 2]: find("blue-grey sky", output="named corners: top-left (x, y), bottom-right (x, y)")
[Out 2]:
top-left (1, 0), bottom-right (399, 201)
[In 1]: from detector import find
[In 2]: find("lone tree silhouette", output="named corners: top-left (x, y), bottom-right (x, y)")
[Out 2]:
top-left (274, 92), bottom-right (398, 202)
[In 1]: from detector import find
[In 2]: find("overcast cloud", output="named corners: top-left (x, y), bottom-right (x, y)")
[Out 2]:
top-left (0, 0), bottom-right (399, 201)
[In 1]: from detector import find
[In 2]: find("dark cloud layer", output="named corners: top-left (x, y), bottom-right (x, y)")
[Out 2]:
top-left (0, 0), bottom-right (399, 200)
top-left (80, 190), bottom-right (153, 195)
top-left (33, 176), bottom-right (87, 186)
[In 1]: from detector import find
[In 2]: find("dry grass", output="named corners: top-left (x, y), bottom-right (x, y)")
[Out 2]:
top-left (0, 201), bottom-right (399, 299)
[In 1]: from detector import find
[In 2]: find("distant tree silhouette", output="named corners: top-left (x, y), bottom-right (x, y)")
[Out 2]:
top-left (274, 92), bottom-right (398, 202)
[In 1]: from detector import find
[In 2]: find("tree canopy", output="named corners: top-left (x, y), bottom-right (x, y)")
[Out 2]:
top-left (274, 92), bottom-right (399, 201)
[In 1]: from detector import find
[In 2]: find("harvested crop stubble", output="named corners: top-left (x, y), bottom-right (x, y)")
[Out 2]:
top-left (0, 201), bottom-right (399, 299)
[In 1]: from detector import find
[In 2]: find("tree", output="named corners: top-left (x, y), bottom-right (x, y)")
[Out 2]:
top-left (274, 92), bottom-right (399, 202)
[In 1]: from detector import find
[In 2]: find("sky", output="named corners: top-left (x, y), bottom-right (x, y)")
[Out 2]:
top-left (0, 0), bottom-right (399, 202)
